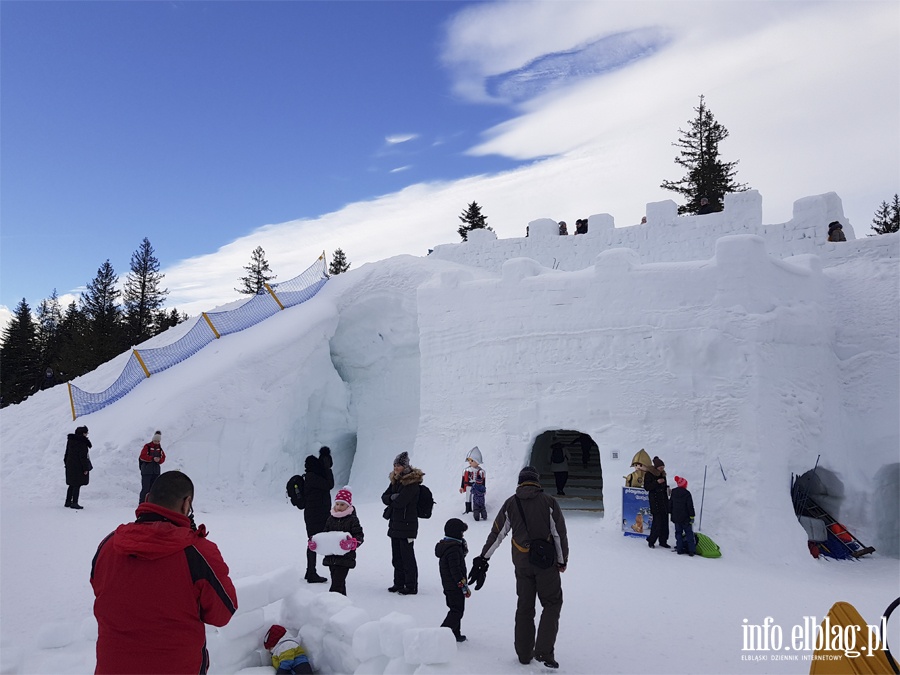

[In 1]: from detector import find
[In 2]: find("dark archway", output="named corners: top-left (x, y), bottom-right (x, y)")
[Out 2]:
top-left (530, 429), bottom-right (603, 515)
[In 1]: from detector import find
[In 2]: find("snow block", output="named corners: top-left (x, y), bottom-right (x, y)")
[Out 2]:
top-left (593, 247), bottom-right (639, 274)
top-left (645, 199), bottom-right (678, 225)
top-left (402, 627), bottom-right (457, 665)
top-left (527, 218), bottom-right (559, 239)
top-left (587, 213), bottom-right (615, 232)
top-left (80, 615), bottom-right (98, 642)
top-left (501, 257), bottom-right (544, 284)
top-left (384, 656), bottom-right (417, 675)
top-left (354, 654), bottom-right (389, 675)
top-left (264, 565), bottom-right (302, 604)
top-left (309, 589), bottom-right (352, 620)
top-left (327, 605), bottom-right (371, 641)
top-left (325, 632), bottom-right (360, 673)
top-left (467, 228), bottom-right (497, 244)
top-left (279, 588), bottom-right (317, 630)
top-left (352, 620), bottom-right (385, 662)
top-left (218, 607), bottom-right (265, 640)
top-left (234, 575), bottom-right (270, 614)
top-left (311, 530), bottom-right (351, 556)
top-left (724, 189), bottom-right (763, 230)
top-left (298, 623), bottom-right (326, 667)
top-left (379, 611), bottom-right (416, 658)
top-left (207, 630), bottom-right (259, 673)
top-left (35, 620), bottom-right (79, 649)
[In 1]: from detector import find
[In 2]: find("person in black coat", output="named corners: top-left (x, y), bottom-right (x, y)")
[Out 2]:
top-left (669, 475), bottom-right (697, 556)
top-left (64, 425), bottom-right (93, 509)
top-left (436, 518), bottom-right (470, 642)
top-left (303, 446), bottom-right (334, 583)
top-left (643, 456), bottom-right (670, 548)
top-left (381, 451), bottom-right (423, 595)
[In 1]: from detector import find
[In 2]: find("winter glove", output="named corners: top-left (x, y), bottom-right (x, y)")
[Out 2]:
top-left (467, 556), bottom-right (489, 590)
top-left (458, 578), bottom-right (472, 598)
top-left (339, 536), bottom-right (359, 551)
top-left (690, 516), bottom-right (695, 525)
top-left (390, 493), bottom-right (399, 501)
top-left (307, 539), bottom-right (317, 552)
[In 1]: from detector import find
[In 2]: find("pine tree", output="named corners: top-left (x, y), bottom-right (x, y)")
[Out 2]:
top-left (81, 259), bottom-right (124, 369)
top-left (870, 194), bottom-right (900, 235)
top-left (660, 95), bottom-right (750, 214)
top-left (458, 201), bottom-right (493, 241)
top-left (153, 307), bottom-right (188, 334)
top-left (0, 298), bottom-right (40, 405)
top-left (35, 289), bottom-right (63, 376)
top-left (328, 248), bottom-right (351, 275)
top-left (236, 246), bottom-right (277, 295)
top-left (57, 301), bottom-right (91, 379)
top-left (123, 237), bottom-right (168, 345)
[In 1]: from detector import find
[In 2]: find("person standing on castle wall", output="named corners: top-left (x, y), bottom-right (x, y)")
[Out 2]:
top-left (574, 219), bottom-right (588, 235)
top-left (697, 196), bottom-right (715, 215)
top-left (303, 446), bottom-right (334, 583)
top-left (643, 456), bottom-right (671, 549)
top-left (827, 221), bottom-right (847, 242)
top-left (138, 430), bottom-right (166, 506)
top-left (460, 446), bottom-right (487, 521)
top-left (558, 221), bottom-right (568, 235)
top-left (549, 442), bottom-right (570, 496)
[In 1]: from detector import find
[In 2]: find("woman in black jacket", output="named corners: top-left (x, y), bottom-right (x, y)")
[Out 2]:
top-left (303, 446), bottom-right (334, 583)
top-left (643, 456), bottom-right (670, 548)
top-left (64, 426), bottom-right (93, 509)
top-left (381, 451), bottom-right (423, 595)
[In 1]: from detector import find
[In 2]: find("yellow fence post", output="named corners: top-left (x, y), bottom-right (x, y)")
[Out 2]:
top-left (321, 250), bottom-right (329, 278)
top-left (265, 283), bottom-right (285, 310)
top-left (133, 350), bottom-right (151, 378)
top-left (67, 382), bottom-right (77, 421)
top-left (202, 312), bottom-right (221, 339)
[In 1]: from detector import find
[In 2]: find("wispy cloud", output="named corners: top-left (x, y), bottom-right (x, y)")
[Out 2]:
top-left (390, 165), bottom-right (412, 174)
top-left (385, 133), bottom-right (419, 145)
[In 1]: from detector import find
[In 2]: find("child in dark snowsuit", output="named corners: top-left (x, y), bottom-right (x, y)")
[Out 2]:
top-left (317, 486), bottom-right (363, 595)
top-left (435, 518), bottom-right (470, 643)
top-left (669, 476), bottom-right (696, 556)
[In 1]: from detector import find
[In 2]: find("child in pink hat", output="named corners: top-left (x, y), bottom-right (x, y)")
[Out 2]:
top-left (670, 476), bottom-right (696, 556)
top-left (319, 486), bottom-right (364, 595)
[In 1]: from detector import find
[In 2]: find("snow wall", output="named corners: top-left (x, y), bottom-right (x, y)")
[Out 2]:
top-left (0, 191), bottom-right (897, 561)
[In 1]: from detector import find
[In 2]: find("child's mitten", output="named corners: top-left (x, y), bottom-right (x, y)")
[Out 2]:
top-left (457, 578), bottom-right (472, 598)
top-left (339, 536), bottom-right (359, 551)
top-left (307, 539), bottom-right (317, 552)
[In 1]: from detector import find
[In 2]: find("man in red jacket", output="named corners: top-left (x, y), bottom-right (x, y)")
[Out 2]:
top-left (91, 471), bottom-right (237, 674)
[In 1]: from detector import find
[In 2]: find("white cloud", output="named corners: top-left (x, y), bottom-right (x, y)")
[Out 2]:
top-left (385, 133), bottom-right (419, 145)
top-left (390, 165), bottom-right (412, 174)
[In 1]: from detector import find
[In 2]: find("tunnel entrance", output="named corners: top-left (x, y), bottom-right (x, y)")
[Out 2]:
top-left (530, 429), bottom-right (604, 515)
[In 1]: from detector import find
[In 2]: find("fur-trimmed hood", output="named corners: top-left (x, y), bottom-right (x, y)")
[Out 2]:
top-left (388, 467), bottom-right (424, 486)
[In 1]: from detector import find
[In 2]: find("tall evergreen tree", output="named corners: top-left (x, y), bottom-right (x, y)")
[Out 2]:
top-left (123, 237), bottom-right (168, 345)
top-left (458, 201), bottom-right (492, 241)
top-left (0, 298), bottom-right (40, 405)
top-left (870, 194), bottom-right (900, 235)
top-left (81, 259), bottom-right (124, 369)
top-left (35, 289), bottom-right (64, 375)
top-left (153, 307), bottom-right (188, 334)
top-left (57, 301), bottom-right (91, 379)
top-left (660, 95), bottom-right (750, 214)
top-left (236, 246), bottom-right (277, 295)
top-left (328, 248), bottom-right (351, 275)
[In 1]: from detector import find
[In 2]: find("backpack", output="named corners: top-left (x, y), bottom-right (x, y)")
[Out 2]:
top-left (286, 474), bottom-right (305, 510)
top-left (551, 445), bottom-right (565, 464)
top-left (417, 484), bottom-right (435, 519)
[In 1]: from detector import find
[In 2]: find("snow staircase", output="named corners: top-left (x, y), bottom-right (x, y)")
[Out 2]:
top-left (540, 430), bottom-right (605, 514)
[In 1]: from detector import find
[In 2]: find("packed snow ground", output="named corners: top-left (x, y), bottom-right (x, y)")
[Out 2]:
top-left (1, 193), bottom-right (898, 674)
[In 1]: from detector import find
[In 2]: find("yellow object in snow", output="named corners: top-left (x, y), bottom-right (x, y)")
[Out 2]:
top-left (809, 602), bottom-right (895, 674)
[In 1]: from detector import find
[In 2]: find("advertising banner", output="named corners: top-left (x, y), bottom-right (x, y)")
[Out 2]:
top-left (623, 487), bottom-right (651, 538)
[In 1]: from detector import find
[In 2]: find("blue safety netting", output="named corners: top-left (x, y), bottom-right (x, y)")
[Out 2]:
top-left (69, 256), bottom-right (328, 418)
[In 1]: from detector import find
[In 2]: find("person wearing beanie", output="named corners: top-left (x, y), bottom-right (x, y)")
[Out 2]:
top-left (138, 430), bottom-right (166, 507)
top-left (316, 486), bottom-right (364, 595)
top-left (302, 447), bottom-right (335, 583)
top-left (435, 518), bottom-right (470, 642)
top-left (382, 452), bottom-right (425, 594)
top-left (469, 466), bottom-right (569, 668)
top-left (64, 425), bottom-right (92, 509)
top-left (827, 220), bottom-right (846, 242)
top-left (459, 446), bottom-right (487, 520)
top-left (670, 476), bottom-right (696, 556)
top-left (643, 456), bottom-right (670, 549)
top-left (549, 442), bottom-right (571, 496)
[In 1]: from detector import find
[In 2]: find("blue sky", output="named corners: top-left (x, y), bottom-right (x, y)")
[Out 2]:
top-left (2, 0), bottom-right (898, 327)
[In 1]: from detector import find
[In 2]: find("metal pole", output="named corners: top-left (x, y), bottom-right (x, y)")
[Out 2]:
top-left (698, 465), bottom-right (708, 532)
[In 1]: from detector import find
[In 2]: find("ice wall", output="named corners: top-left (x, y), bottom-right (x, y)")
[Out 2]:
top-left (414, 228), bottom-right (899, 559)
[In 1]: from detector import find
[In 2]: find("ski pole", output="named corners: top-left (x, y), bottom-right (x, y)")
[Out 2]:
top-left (698, 465), bottom-right (707, 532)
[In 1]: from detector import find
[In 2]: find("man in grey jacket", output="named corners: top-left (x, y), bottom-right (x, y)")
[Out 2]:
top-left (469, 466), bottom-right (568, 669)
